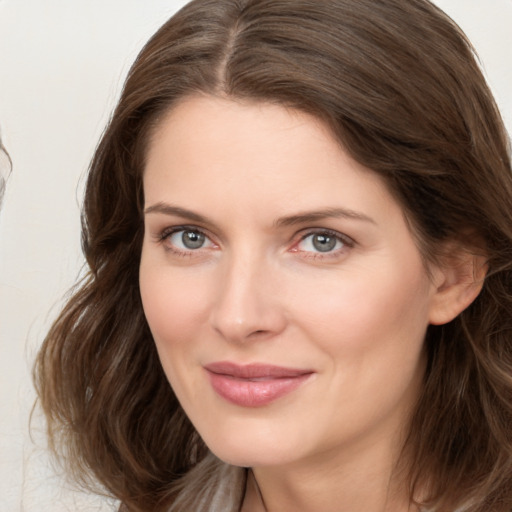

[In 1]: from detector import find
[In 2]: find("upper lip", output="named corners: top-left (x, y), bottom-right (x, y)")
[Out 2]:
top-left (204, 361), bottom-right (313, 379)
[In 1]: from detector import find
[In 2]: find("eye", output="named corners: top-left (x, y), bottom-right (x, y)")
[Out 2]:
top-left (294, 230), bottom-right (353, 255)
top-left (163, 228), bottom-right (216, 252)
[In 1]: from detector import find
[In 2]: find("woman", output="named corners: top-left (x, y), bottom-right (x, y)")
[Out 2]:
top-left (34, 0), bottom-right (512, 511)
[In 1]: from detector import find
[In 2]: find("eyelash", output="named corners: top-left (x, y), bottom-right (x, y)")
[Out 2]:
top-left (157, 225), bottom-right (217, 257)
top-left (293, 229), bottom-right (354, 260)
top-left (156, 226), bottom-right (354, 260)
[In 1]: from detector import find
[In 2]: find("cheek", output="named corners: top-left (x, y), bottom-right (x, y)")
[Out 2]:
top-left (293, 258), bottom-right (432, 364)
top-left (139, 262), bottom-right (209, 350)
top-left (139, 264), bottom-right (213, 407)
top-left (295, 266), bottom-right (430, 433)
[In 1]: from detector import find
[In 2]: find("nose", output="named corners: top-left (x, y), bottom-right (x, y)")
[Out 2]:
top-left (209, 253), bottom-right (287, 344)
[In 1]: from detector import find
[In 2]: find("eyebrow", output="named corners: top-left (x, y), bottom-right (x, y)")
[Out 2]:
top-left (273, 207), bottom-right (376, 227)
top-left (144, 202), bottom-right (210, 224)
top-left (144, 202), bottom-right (376, 227)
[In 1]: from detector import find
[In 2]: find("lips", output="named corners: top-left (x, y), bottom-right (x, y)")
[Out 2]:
top-left (204, 362), bottom-right (314, 407)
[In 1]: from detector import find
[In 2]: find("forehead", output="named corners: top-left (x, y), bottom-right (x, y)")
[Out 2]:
top-left (143, 95), bottom-right (403, 228)
top-left (147, 96), bottom-right (373, 181)
top-left (147, 95), bottom-right (336, 166)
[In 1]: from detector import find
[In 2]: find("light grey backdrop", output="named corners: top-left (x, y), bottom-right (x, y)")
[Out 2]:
top-left (0, 1), bottom-right (511, 510)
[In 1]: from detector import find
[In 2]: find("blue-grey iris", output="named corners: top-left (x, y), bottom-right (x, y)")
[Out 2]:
top-left (312, 233), bottom-right (337, 252)
top-left (182, 230), bottom-right (205, 249)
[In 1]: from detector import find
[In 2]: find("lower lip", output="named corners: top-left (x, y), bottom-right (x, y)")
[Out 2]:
top-left (206, 371), bottom-right (312, 407)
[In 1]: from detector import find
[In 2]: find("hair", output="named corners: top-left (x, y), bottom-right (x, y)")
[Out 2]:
top-left (34, 0), bottom-right (512, 511)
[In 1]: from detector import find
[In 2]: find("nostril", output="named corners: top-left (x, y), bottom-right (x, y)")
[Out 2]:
top-left (246, 329), bottom-right (272, 340)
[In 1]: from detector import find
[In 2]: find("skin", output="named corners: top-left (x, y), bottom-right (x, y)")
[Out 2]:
top-left (139, 95), bottom-right (476, 512)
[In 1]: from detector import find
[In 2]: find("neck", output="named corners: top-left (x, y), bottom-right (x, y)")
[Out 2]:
top-left (241, 429), bottom-right (417, 512)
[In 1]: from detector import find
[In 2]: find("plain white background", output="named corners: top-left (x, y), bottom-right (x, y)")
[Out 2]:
top-left (0, 1), bottom-right (511, 510)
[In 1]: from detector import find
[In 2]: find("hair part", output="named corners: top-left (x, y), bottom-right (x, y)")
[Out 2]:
top-left (35, 1), bottom-right (512, 511)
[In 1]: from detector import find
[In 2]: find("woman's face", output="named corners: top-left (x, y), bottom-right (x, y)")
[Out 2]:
top-left (139, 96), bottom-right (441, 470)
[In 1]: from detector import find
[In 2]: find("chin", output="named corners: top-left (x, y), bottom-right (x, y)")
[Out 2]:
top-left (210, 446), bottom-right (293, 469)
top-left (198, 422), bottom-right (306, 469)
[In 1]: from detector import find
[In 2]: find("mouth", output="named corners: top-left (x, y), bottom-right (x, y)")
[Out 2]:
top-left (204, 361), bottom-right (314, 407)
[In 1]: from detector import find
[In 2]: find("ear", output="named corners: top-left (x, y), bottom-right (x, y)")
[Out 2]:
top-left (428, 249), bottom-right (488, 326)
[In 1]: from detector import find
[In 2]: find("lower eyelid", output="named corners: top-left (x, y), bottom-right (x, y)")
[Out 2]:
top-left (152, 226), bottom-right (352, 258)
top-left (160, 227), bottom-right (219, 254)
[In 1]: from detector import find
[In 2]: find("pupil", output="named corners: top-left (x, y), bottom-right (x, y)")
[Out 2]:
top-left (313, 234), bottom-right (336, 252)
top-left (182, 231), bottom-right (205, 249)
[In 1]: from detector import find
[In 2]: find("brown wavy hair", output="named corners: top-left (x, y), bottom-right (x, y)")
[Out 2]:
top-left (34, 0), bottom-right (512, 510)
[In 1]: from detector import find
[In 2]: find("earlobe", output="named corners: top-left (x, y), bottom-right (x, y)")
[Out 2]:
top-left (428, 251), bottom-right (488, 326)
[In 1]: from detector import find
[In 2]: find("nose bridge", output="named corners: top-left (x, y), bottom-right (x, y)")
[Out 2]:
top-left (210, 246), bottom-right (285, 343)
